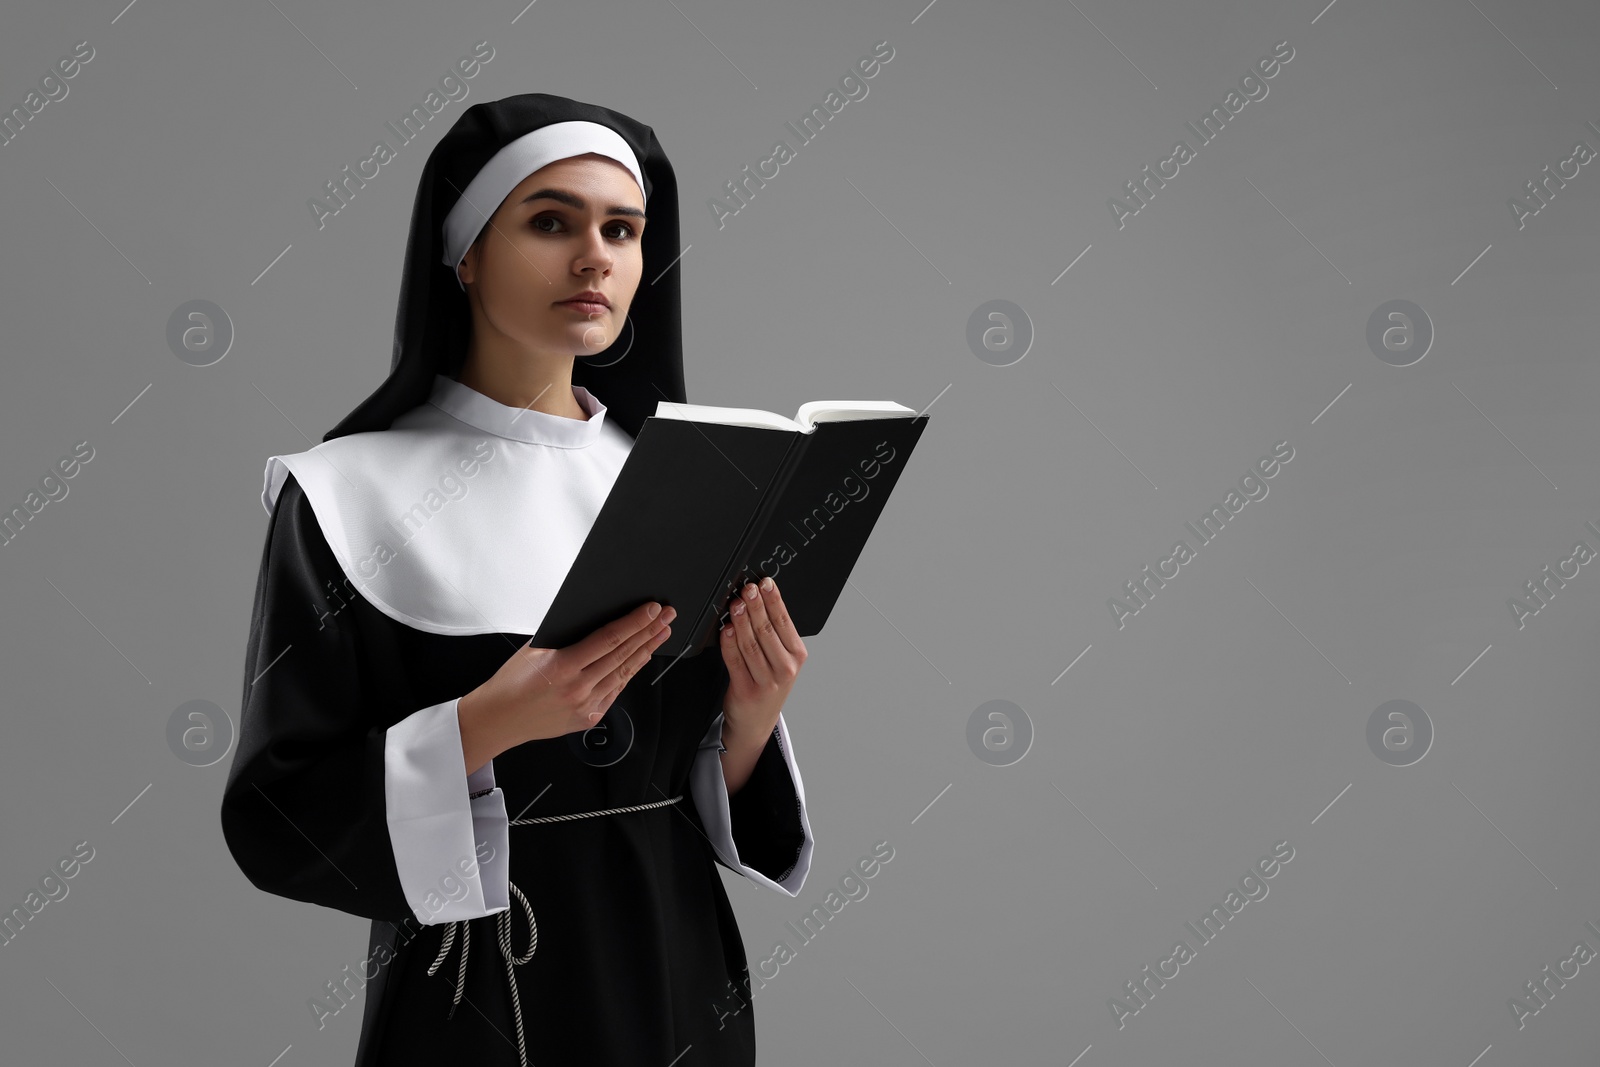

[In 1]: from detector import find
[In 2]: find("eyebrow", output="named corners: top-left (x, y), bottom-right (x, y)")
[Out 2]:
top-left (518, 188), bottom-right (647, 220)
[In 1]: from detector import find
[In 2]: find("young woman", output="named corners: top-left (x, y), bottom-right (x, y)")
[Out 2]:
top-left (221, 93), bottom-right (815, 1066)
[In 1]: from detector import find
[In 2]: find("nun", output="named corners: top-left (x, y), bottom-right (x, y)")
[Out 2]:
top-left (221, 93), bottom-right (815, 1066)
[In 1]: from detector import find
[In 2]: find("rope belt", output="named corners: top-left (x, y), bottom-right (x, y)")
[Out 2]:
top-left (425, 793), bottom-right (684, 1067)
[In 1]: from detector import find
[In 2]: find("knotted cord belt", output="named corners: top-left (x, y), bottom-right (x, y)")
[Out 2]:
top-left (425, 794), bottom-right (684, 1067)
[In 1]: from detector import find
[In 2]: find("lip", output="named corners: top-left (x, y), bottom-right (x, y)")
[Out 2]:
top-left (556, 291), bottom-right (610, 309)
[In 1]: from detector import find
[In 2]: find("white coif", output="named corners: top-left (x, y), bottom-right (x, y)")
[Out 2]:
top-left (439, 119), bottom-right (647, 288)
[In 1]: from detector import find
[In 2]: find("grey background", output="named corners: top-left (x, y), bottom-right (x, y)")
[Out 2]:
top-left (1, 0), bottom-right (1597, 1064)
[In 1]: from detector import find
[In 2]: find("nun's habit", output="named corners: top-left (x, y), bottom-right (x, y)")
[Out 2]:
top-left (220, 94), bottom-right (814, 1067)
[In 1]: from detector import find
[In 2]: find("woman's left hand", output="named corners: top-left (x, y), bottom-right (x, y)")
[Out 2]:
top-left (720, 576), bottom-right (807, 734)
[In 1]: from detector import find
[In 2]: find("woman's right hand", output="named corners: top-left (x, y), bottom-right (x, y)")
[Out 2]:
top-left (460, 601), bottom-right (675, 758)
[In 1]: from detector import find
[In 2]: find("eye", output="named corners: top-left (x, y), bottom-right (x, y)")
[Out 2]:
top-left (530, 214), bottom-right (638, 241)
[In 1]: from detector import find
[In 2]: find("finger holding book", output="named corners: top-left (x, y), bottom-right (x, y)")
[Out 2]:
top-left (721, 576), bottom-right (807, 732)
top-left (459, 601), bottom-right (675, 775)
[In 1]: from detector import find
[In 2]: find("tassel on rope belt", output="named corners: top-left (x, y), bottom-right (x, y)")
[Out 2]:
top-left (425, 794), bottom-right (684, 1067)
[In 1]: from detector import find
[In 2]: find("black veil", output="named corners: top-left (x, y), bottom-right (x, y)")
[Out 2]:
top-left (323, 92), bottom-right (685, 444)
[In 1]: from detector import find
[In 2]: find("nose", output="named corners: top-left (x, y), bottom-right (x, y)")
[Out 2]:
top-left (572, 225), bottom-right (615, 276)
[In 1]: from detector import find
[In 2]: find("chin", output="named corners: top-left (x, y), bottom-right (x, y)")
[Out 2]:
top-left (575, 324), bottom-right (615, 351)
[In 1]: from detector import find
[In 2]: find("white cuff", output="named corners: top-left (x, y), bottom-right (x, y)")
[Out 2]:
top-left (690, 711), bottom-right (814, 896)
top-left (384, 698), bottom-right (510, 924)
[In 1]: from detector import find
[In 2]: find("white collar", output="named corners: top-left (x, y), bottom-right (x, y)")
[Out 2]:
top-left (425, 374), bottom-right (609, 447)
top-left (260, 376), bottom-right (635, 636)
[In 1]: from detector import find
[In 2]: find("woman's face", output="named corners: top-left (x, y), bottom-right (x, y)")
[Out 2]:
top-left (456, 153), bottom-right (647, 359)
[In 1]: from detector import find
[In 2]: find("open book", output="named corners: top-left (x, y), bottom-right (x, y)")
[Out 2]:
top-left (528, 397), bottom-right (930, 659)
top-left (653, 399), bottom-right (918, 432)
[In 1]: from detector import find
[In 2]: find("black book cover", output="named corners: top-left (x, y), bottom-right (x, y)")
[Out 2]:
top-left (529, 410), bottom-right (929, 659)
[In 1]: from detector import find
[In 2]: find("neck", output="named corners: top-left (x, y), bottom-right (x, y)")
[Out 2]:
top-left (455, 345), bottom-right (586, 420)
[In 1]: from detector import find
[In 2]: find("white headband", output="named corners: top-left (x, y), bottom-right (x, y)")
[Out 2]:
top-left (441, 120), bottom-right (647, 289)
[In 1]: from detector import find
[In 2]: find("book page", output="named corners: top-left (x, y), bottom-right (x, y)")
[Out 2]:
top-left (652, 401), bottom-right (800, 431)
top-left (652, 399), bottom-right (918, 432)
top-left (794, 399), bottom-right (918, 430)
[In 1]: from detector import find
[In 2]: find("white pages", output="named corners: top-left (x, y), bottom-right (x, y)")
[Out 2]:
top-left (651, 398), bottom-right (917, 433)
